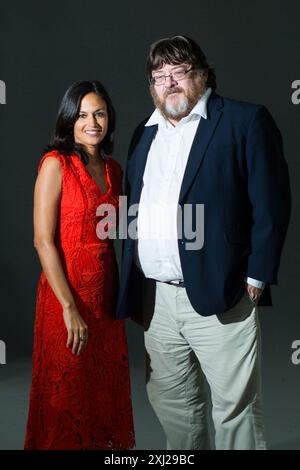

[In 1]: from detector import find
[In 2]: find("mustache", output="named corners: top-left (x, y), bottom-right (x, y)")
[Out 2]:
top-left (164, 87), bottom-right (184, 97)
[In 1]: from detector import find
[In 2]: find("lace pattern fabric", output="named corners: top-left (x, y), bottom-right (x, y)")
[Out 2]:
top-left (24, 152), bottom-right (135, 450)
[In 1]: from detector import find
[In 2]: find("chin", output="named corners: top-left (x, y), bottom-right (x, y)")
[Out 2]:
top-left (85, 138), bottom-right (102, 145)
top-left (167, 93), bottom-right (181, 101)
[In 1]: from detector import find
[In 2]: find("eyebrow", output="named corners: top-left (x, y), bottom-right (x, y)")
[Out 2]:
top-left (79, 107), bottom-right (106, 113)
top-left (153, 65), bottom-right (188, 74)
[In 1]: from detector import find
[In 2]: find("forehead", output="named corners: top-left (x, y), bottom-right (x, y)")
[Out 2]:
top-left (153, 62), bottom-right (188, 73)
top-left (80, 92), bottom-right (107, 110)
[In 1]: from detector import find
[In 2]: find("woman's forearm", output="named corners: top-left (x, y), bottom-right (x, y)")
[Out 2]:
top-left (35, 240), bottom-right (76, 310)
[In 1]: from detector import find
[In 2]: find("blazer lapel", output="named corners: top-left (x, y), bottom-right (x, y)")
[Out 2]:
top-left (179, 93), bottom-right (224, 203)
top-left (128, 124), bottom-right (158, 205)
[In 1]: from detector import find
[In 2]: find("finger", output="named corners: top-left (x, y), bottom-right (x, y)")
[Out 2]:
top-left (77, 344), bottom-right (83, 356)
top-left (246, 286), bottom-right (256, 303)
top-left (79, 326), bottom-right (88, 336)
top-left (254, 289), bottom-right (261, 301)
top-left (79, 327), bottom-right (88, 341)
top-left (249, 290), bottom-right (255, 300)
top-left (248, 285), bottom-right (256, 297)
top-left (66, 329), bottom-right (74, 348)
top-left (77, 339), bottom-right (86, 356)
top-left (250, 290), bottom-right (260, 303)
top-left (78, 329), bottom-right (88, 356)
top-left (72, 330), bottom-right (80, 355)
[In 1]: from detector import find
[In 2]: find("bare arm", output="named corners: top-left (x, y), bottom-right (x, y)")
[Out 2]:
top-left (34, 157), bottom-right (88, 355)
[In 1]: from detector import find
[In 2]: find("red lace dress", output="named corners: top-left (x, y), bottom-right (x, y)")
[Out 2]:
top-left (24, 151), bottom-right (135, 450)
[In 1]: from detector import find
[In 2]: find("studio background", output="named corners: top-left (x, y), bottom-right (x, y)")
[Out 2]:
top-left (0, 0), bottom-right (299, 449)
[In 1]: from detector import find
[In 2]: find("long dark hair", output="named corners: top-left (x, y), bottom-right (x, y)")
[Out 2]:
top-left (46, 80), bottom-right (116, 164)
top-left (146, 35), bottom-right (217, 91)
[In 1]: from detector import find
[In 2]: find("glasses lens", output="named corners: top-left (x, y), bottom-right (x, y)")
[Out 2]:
top-left (173, 70), bottom-right (186, 80)
top-left (153, 75), bottom-right (164, 85)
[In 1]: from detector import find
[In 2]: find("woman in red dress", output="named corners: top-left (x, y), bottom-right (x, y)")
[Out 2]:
top-left (24, 81), bottom-right (135, 450)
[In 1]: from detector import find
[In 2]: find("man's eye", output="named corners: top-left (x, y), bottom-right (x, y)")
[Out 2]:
top-left (154, 75), bottom-right (164, 80)
top-left (173, 69), bottom-right (185, 75)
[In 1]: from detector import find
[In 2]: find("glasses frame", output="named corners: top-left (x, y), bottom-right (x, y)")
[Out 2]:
top-left (150, 66), bottom-right (199, 85)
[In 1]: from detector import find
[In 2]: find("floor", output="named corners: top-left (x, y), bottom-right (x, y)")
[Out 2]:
top-left (1, 318), bottom-right (300, 450)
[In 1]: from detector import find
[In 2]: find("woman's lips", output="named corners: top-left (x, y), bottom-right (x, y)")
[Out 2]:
top-left (84, 130), bottom-right (101, 136)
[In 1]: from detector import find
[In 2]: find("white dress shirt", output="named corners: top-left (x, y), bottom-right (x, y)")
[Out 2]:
top-left (136, 88), bottom-right (264, 289)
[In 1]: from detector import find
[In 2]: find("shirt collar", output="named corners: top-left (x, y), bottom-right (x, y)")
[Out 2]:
top-left (145, 87), bottom-right (212, 128)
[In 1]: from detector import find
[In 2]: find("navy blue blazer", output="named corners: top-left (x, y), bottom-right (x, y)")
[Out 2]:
top-left (116, 92), bottom-right (291, 318)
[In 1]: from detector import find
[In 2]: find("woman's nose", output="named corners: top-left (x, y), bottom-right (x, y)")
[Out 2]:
top-left (88, 114), bottom-right (98, 126)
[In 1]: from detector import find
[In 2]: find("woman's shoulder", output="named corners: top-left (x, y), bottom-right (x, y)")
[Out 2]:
top-left (37, 150), bottom-right (71, 173)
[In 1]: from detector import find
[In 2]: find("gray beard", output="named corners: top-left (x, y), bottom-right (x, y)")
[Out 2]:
top-left (164, 95), bottom-right (189, 118)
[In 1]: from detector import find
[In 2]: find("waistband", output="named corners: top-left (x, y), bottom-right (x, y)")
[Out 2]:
top-left (159, 280), bottom-right (185, 288)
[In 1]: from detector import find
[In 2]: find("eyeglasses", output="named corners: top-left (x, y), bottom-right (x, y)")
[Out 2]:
top-left (150, 66), bottom-right (197, 85)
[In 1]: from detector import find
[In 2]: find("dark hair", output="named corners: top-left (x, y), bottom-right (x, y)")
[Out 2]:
top-left (146, 35), bottom-right (217, 91)
top-left (46, 80), bottom-right (116, 163)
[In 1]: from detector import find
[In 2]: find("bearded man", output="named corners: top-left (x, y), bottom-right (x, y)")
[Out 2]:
top-left (117, 35), bottom-right (291, 450)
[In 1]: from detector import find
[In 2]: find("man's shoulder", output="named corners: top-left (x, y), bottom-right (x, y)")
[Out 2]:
top-left (220, 94), bottom-right (266, 115)
top-left (213, 93), bottom-right (279, 136)
top-left (212, 92), bottom-right (272, 126)
top-left (128, 116), bottom-right (152, 156)
top-left (133, 116), bottom-right (151, 133)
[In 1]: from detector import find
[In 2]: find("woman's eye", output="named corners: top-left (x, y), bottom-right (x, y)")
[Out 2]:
top-left (95, 112), bottom-right (105, 117)
top-left (78, 114), bottom-right (86, 119)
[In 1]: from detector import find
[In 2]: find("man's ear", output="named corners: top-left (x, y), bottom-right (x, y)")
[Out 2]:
top-left (202, 70), bottom-right (208, 84)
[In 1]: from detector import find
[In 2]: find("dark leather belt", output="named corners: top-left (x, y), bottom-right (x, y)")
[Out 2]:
top-left (163, 280), bottom-right (185, 288)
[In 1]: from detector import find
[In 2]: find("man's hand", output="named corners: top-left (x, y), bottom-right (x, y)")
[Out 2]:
top-left (245, 283), bottom-right (264, 304)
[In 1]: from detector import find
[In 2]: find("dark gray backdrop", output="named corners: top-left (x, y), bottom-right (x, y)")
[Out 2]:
top-left (0, 0), bottom-right (299, 449)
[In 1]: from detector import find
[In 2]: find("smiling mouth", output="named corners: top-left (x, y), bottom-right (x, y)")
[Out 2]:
top-left (84, 130), bottom-right (101, 136)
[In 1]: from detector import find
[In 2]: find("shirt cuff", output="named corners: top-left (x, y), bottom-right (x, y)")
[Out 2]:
top-left (245, 277), bottom-right (265, 289)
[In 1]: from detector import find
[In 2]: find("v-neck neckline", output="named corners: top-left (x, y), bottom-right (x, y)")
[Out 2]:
top-left (77, 155), bottom-right (111, 196)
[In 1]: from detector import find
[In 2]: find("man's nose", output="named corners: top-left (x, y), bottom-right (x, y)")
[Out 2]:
top-left (164, 75), bottom-right (177, 87)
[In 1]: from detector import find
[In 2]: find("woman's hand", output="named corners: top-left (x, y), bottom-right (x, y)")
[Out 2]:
top-left (63, 305), bottom-right (88, 356)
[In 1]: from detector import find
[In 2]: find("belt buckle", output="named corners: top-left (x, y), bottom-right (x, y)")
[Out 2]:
top-left (168, 280), bottom-right (185, 287)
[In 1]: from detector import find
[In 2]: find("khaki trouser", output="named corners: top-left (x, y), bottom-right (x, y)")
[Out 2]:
top-left (144, 282), bottom-right (266, 450)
